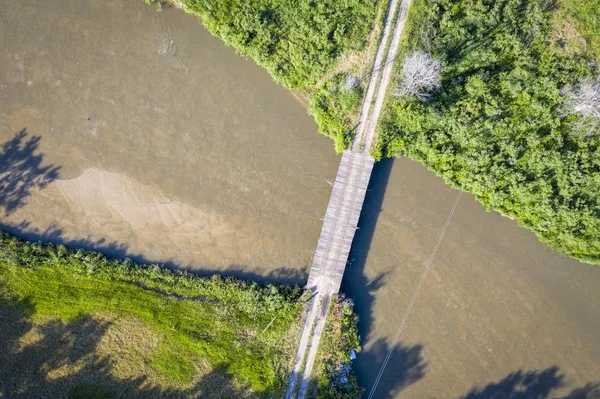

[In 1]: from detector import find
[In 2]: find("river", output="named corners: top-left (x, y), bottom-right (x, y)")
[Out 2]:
top-left (1, 0), bottom-right (599, 397)
top-left (0, 0), bottom-right (339, 285)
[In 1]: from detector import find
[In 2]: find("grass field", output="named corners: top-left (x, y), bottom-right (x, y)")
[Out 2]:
top-left (0, 232), bottom-right (303, 398)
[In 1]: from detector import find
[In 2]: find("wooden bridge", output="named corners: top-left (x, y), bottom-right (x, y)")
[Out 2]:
top-left (306, 151), bottom-right (374, 294)
top-left (286, 0), bottom-right (413, 396)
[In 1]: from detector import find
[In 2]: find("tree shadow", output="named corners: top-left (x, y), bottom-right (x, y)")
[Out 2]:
top-left (357, 338), bottom-right (426, 399)
top-left (458, 366), bottom-right (600, 399)
top-left (0, 128), bottom-right (61, 216)
top-left (0, 296), bottom-right (261, 398)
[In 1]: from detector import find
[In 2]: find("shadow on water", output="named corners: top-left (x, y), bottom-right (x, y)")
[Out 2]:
top-left (0, 220), bottom-right (308, 287)
top-left (0, 129), bottom-right (61, 216)
top-left (357, 338), bottom-right (426, 399)
top-left (339, 158), bottom-right (427, 397)
top-left (458, 366), bottom-right (600, 399)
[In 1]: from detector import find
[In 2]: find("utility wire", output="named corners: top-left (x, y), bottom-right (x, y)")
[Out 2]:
top-left (367, 192), bottom-right (462, 399)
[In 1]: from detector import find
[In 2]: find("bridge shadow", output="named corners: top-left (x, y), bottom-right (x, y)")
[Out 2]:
top-left (341, 158), bottom-right (394, 342)
top-left (339, 158), bottom-right (427, 397)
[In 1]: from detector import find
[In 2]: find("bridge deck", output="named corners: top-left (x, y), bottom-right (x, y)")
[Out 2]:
top-left (306, 150), bottom-right (374, 294)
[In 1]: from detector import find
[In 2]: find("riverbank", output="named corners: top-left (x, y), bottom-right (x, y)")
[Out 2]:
top-left (377, 0), bottom-right (600, 264)
top-left (0, 231), bottom-right (364, 398)
top-left (161, 0), bottom-right (387, 152)
top-left (0, 232), bottom-right (302, 397)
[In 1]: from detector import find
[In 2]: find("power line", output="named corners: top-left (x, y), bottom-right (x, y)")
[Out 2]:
top-left (367, 191), bottom-right (462, 399)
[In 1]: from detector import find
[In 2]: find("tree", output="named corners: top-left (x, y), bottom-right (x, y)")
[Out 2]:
top-left (564, 74), bottom-right (600, 136)
top-left (394, 50), bottom-right (441, 101)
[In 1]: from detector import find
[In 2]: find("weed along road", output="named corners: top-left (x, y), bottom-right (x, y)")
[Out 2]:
top-left (286, 0), bottom-right (414, 397)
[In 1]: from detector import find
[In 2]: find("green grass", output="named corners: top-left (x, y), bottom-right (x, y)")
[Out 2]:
top-left (0, 232), bottom-right (302, 397)
top-left (558, 0), bottom-right (600, 59)
top-left (377, 0), bottom-right (600, 265)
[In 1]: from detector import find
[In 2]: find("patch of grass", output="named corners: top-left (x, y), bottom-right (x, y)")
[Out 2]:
top-left (150, 343), bottom-right (197, 383)
top-left (0, 232), bottom-right (302, 397)
top-left (310, 74), bottom-right (363, 152)
top-left (557, 0), bottom-right (600, 59)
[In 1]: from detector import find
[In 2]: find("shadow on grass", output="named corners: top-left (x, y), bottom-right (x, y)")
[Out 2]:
top-left (0, 297), bottom-right (259, 398)
top-left (0, 128), bottom-right (61, 216)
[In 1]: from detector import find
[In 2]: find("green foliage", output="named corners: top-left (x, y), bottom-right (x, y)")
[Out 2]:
top-left (312, 296), bottom-right (363, 399)
top-left (310, 74), bottom-right (363, 153)
top-left (150, 344), bottom-right (197, 383)
top-left (179, 0), bottom-right (377, 90)
top-left (378, 0), bottom-right (600, 264)
top-left (0, 232), bottom-right (302, 394)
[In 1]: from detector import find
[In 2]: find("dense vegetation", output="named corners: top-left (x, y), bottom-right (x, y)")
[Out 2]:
top-left (0, 232), bottom-right (302, 397)
top-left (310, 74), bottom-right (364, 153)
top-left (377, 0), bottom-right (600, 263)
top-left (173, 0), bottom-right (376, 90)
top-left (310, 295), bottom-right (362, 399)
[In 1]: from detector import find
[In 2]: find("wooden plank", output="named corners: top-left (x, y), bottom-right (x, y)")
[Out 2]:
top-left (307, 151), bottom-right (375, 293)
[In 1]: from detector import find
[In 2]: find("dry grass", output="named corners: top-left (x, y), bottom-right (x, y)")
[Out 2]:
top-left (2, 312), bottom-right (249, 398)
top-left (549, 12), bottom-right (588, 55)
top-left (318, 0), bottom-right (391, 88)
top-left (552, 0), bottom-right (600, 60)
top-left (313, 0), bottom-right (391, 126)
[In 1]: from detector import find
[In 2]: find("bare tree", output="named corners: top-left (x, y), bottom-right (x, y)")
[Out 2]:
top-left (395, 50), bottom-right (441, 101)
top-left (563, 74), bottom-right (600, 136)
top-left (344, 74), bottom-right (360, 92)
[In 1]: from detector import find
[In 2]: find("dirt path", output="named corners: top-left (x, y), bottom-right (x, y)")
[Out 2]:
top-left (286, 0), bottom-right (414, 397)
top-left (359, 0), bottom-right (412, 153)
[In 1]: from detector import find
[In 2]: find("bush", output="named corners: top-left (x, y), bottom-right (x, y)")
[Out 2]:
top-left (310, 74), bottom-right (364, 152)
top-left (178, 0), bottom-right (377, 90)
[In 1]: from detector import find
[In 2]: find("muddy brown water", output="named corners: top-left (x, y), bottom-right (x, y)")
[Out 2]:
top-left (0, 0), bottom-right (339, 284)
top-left (1, 0), bottom-right (599, 397)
